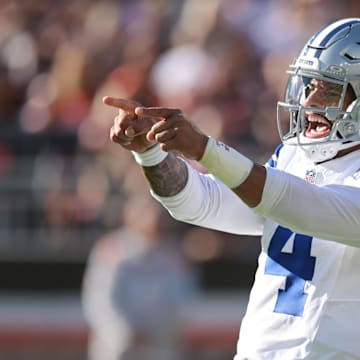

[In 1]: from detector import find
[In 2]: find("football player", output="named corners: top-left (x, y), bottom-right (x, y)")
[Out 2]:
top-left (104, 18), bottom-right (360, 359)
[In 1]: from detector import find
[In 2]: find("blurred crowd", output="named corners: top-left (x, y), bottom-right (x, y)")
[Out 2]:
top-left (2, 0), bottom-right (360, 358)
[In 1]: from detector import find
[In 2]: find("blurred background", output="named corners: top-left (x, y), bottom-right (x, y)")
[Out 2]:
top-left (0, 0), bottom-right (359, 359)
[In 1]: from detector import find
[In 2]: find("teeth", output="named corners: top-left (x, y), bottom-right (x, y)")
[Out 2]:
top-left (307, 115), bottom-right (330, 126)
top-left (309, 118), bottom-right (328, 125)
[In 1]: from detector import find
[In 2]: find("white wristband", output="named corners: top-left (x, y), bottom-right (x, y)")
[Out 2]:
top-left (132, 144), bottom-right (168, 167)
top-left (199, 137), bottom-right (253, 188)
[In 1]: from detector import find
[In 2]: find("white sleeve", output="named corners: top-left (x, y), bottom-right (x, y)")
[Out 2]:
top-left (151, 161), bottom-right (264, 236)
top-left (255, 166), bottom-right (360, 247)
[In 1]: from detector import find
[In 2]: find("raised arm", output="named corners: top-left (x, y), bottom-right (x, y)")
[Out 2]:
top-left (103, 97), bottom-right (189, 197)
top-left (103, 96), bottom-right (266, 207)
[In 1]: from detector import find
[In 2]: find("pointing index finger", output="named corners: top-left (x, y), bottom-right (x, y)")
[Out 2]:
top-left (102, 96), bottom-right (141, 113)
top-left (135, 107), bottom-right (181, 119)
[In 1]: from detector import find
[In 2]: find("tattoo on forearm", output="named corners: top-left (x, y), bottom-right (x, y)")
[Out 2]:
top-left (142, 153), bottom-right (188, 196)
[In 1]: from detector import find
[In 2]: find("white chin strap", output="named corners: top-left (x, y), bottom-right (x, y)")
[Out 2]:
top-left (299, 135), bottom-right (360, 162)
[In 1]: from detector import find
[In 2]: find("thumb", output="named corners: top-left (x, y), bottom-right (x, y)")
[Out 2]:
top-left (132, 117), bottom-right (158, 136)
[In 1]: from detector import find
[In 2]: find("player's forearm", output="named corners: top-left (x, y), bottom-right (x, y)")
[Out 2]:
top-left (151, 160), bottom-right (265, 235)
top-left (198, 138), bottom-right (266, 208)
top-left (232, 164), bottom-right (266, 208)
top-left (141, 152), bottom-right (188, 197)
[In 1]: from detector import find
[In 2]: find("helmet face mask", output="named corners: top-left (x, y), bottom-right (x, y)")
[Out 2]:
top-left (278, 74), bottom-right (356, 144)
top-left (277, 18), bottom-right (360, 162)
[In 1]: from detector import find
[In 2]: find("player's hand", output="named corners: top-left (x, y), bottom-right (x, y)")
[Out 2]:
top-left (136, 107), bottom-right (208, 160)
top-left (103, 96), bottom-right (157, 153)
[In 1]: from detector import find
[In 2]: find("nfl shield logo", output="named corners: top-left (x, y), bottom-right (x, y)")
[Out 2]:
top-left (305, 169), bottom-right (317, 184)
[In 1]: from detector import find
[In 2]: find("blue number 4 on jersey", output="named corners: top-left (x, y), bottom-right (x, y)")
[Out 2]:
top-left (265, 226), bottom-right (316, 316)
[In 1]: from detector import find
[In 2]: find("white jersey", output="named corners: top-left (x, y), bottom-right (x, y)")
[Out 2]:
top-left (152, 144), bottom-right (360, 359)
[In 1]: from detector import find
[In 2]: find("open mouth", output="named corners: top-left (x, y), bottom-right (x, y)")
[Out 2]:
top-left (305, 114), bottom-right (331, 138)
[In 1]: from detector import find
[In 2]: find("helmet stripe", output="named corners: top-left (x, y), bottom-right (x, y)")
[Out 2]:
top-left (307, 19), bottom-right (360, 58)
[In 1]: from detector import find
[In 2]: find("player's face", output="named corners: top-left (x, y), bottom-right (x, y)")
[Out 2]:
top-left (301, 79), bottom-right (355, 139)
